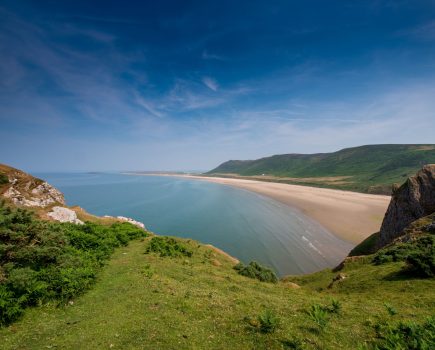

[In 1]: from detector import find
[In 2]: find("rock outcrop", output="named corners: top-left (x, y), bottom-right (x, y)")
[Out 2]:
top-left (0, 164), bottom-right (65, 208)
top-left (378, 164), bottom-right (435, 248)
top-left (48, 206), bottom-right (83, 224)
top-left (103, 215), bottom-right (146, 229)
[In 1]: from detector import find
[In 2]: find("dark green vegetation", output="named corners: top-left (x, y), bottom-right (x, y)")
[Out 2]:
top-left (0, 172), bottom-right (8, 185)
top-left (145, 236), bottom-right (193, 258)
top-left (1, 233), bottom-right (434, 349)
top-left (0, 201), bottom-right (147, 326)
top-left (373, 235), bottom-right (435, 277)
top-left (257, 309), bottom-right (280, 333)
top-left (208, 144), bottom-right (435, 193)
top-left (234, 261), bottom-right (278, 283)
top-left (369, 316), bottom-right (435, 350)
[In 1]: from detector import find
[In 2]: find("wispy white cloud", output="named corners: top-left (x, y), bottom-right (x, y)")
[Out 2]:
top-left (135, 95), bottom-right (165, 118)
top-left (0, 7), bottom-right (148, 129)
top-left (201, 76), bottom-right (219, 91)
top-left (1, 5), bottom-right (435, 172)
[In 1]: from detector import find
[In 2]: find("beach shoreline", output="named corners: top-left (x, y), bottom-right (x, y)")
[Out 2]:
top-left (125, 173), bottom-right (391, 244)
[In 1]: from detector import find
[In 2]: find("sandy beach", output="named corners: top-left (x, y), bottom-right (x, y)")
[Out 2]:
top-left (133, 174), bottom-right (391, 244)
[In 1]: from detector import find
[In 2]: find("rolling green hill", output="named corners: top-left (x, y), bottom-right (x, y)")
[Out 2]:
top-left (207, 144), bottom-right (435, 194)
top-left (1, 216), bottom-right (434, 349)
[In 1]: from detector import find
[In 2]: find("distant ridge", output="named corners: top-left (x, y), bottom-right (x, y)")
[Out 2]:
top-left (207, 144), bottom-right (435, 194)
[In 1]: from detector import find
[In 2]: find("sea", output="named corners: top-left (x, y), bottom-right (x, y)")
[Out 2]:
top-left (35, 172), bottom-right (354, 276)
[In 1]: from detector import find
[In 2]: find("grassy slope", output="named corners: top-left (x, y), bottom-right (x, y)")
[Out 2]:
top-left (1, 236), bottom-right (434, 350)
top-left (207, 144), bottom-right (435, 193)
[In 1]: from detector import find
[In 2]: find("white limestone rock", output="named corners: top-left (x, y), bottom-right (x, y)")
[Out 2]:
top-left (103, 215), bottom-right (145, 229)
top-left (48, 206), bottom-right (83, 224)
top-left (31, 182), bottom-right (65, 206)
top-left (3, 181), bottom-right (65, 208)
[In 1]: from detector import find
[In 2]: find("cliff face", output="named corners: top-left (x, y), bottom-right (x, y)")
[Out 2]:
top-left (0, 164), bottom-right (65, 207)
top-left (378, 164), bottom-right (435, 248)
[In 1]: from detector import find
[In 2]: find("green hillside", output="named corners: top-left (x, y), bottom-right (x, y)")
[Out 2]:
top-left (207, 144), bottom-right (435, 194)
top-left (1, 203), bottom-right (434, 349)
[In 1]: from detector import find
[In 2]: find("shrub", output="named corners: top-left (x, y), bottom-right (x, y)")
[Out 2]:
top-left (258, 309), bottom-right (280, 333)
top-left (145, 237), bottom-right (192, 258)
top-left (0, 201), bottom-right (148, 326)
top-left (373, 243), bottom-right (413, 265)
top-left (366, 317), bottom-right (435, 350)
top-left (307, 304), bottom-right (329, 330)
top-left (282, 338), bottom-right (305, 349)
top-left (329, 298), bottom-right (341, 314)
top-left (0, 285), bottom-right (25, 326)
top-left (0, 174), bottom-right (8, 185)
top-left (405, 238), bottom-right (435, 277)
top-left (234, 261), bottom-right (278, 283)
top-left (373, 235), bottom-right (435, 277)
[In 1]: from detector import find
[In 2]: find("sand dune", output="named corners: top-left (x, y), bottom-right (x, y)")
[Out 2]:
top-left (164, 175), bottom-right (391, 244)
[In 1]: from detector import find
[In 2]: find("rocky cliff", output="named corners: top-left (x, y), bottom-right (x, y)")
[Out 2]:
top-left (0, 164), bottom-right (65, 208)
top-left (378, 164), bottom-right (435, 248)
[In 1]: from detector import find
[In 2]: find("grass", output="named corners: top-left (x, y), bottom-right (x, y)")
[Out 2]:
top-left (1, 236), bottom-right (434, 349)
top-left (207, 144), bottom-right (435, 194)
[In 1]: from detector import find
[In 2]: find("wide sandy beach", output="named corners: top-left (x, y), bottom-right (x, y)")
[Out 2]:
top-left (138, 174), bottom-right (391, 245)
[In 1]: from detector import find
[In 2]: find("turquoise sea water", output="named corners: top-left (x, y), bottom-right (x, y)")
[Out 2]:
top-left (36, 173), bottom-right (354, 276)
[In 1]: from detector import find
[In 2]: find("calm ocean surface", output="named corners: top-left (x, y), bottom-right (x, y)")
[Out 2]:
top-left (36, 172), bottom-right (354, 276)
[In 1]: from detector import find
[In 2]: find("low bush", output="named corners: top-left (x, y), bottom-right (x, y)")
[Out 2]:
top-left (0, 202), bottom-right (147, 326)
top-left (405, 239), bottom-right (435, 277)
top-left (329, 298), bottom-right (341, 314)
top-left (234, 261), bottom-right (278, 283)
top-left (366, 317), bottom-right (435, 349)
top-left (0, 174), bottom-right (8, 185)
top-left (244, 309), bottom-right (280, 334)
top-left (145, 236), bottom-right (192, 258)
top-left (258, 309), bottom-right (280, 333)
top-left (281, 338), bottom-right (305, 349)
top-left (307, 304), bottom-right (329, 330)
top-left (373, 235), bottom-right (435, 277)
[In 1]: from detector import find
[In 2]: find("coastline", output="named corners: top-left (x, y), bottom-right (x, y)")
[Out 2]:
top-left (126, 173), bottom-right (391, 244)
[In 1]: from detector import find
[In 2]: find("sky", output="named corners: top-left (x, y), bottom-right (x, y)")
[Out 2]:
top-left (1, 0), bottom-right (435, 172)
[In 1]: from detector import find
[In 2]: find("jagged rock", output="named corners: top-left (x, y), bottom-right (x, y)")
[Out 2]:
top-left (31, 182), bottom-right (65, 205)
top-left (48, 206), bottom-right (83, 224)
top-left (1, 164), bottom-right (65, 208)
top-left (378, 164), bottom-right (435, 248)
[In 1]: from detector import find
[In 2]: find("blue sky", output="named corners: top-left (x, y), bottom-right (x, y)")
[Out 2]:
top-left (1, 0), bottom-right (435, 172)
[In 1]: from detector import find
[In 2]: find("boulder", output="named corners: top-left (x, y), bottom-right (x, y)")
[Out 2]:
top-left (48, 206), bottom-right (83, 224)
